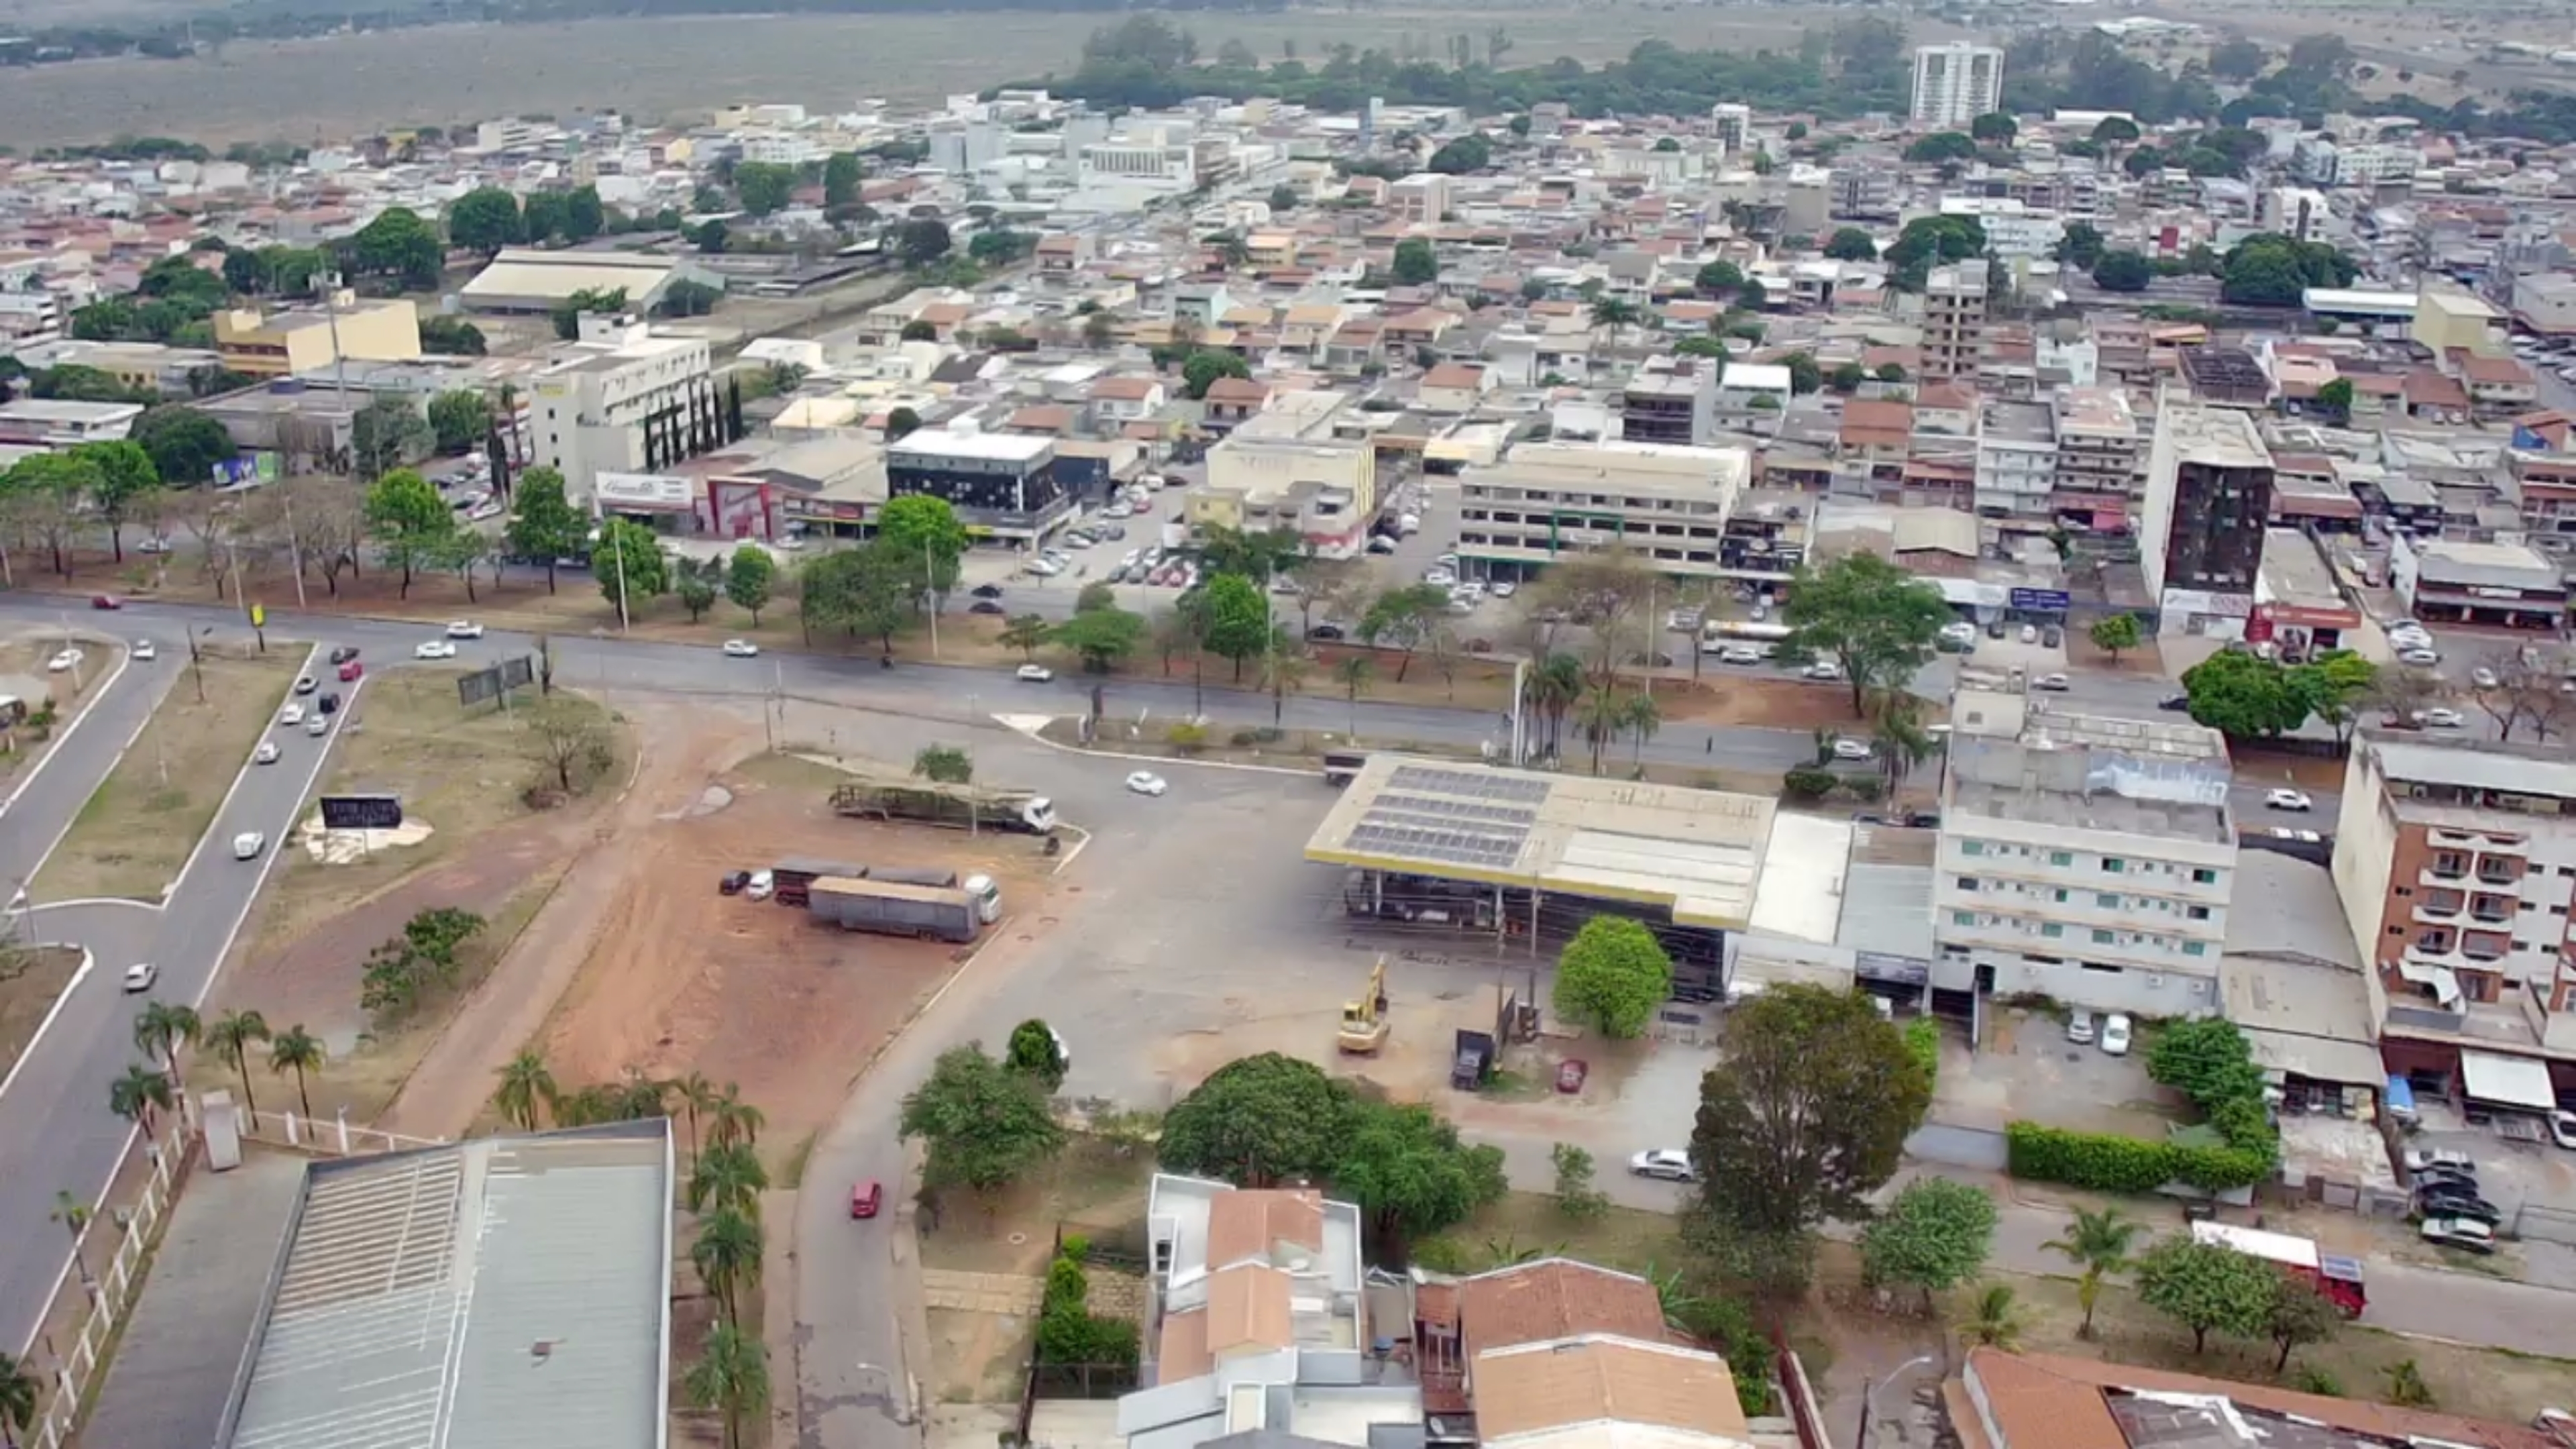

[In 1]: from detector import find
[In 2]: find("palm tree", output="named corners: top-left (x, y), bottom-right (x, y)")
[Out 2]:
top-left (1528, 651), bottom-right (1585, 761)
top-left (675, 1072), bottom-right (722, 1163)
top-left (1622, 690), bottom-right (1662, 769)
top-left (494, 1050), bottom-right (557, 1130)
top-left (0, 1351), bottom-right (38, 1449)
top-left (684, 1322), bottom-right (770, 1449)
top-left (708, 1085), bottom-right (764, 1150)
top-left (131, 1001), bottom-right (201, 1095)
top-left (268, 1026), bottom-right (325, 1120)
top-left (690, 1142), bottom-right (769, 1220)
top-left (1955, 1281), bottom-right (2025, 1350)
top-left (614, 1070), bottom-right (672, 1122)
top-left (692, 1205), bottom-right (765, 1325)
top-left (50, 1189), bottom-right (96, 1299)
top-left (1336, 655), bottom-right (1373, 738)
top-left (1574, 687), bottom-right (1627, 775)
top-left (2043, 1206), bottom-right (2143, 1340)
top-left (1258, 648), bottom-right (1311, 729)
top-left (109, 1064), bottom-right (174, 1140)
top-left (205, 1009), bottom-right (272, 1118)
top-left (1588, 295), bottom-right (1641, 342)
top-left (1872, 692), bottom-right (1935, 796)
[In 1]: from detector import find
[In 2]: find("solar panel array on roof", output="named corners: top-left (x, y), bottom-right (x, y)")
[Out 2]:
top-left (1371, 794), bottom-right (1540, 828)
top-left (1387, 765), bottom-right (1550, 804)
top-left (1344, 822), bottom-right (1523, 869)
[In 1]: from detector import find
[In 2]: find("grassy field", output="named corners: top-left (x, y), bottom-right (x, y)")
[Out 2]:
top-left (32, 649), bottom-right (299, 903)
top-left (246, 667), bottom-right (623, 956)
top-left (0, 3), bottom-right (1935, 148)
top-left (0, 946), bottom-right (89, 1081)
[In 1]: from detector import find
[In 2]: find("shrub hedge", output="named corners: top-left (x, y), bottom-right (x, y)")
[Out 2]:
top-left (1902, 1017), bottom-right (1940, 1088)
top-left (2004, 1121), bottom-right (2271, 1193)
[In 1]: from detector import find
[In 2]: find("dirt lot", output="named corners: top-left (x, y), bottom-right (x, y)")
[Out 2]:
top-left (531, 749), bottom-right (1060, 1155)
top-left (207, 670), bottom-right (631, 1119)
top-left (0, 946), bottom-right (87, 1081)
top-left (33, 647), bottom-right (299, 903)
top-left (0, 634), bottom-right (109, 790)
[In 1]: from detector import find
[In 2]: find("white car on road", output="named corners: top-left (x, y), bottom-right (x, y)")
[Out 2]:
top-left (415, 640), bottom-right (458, 660)
top-left (254, 741), bottom-right (281, 765)
top-left (1124, 771), bottom-right (1168, 797)
top-left (231, 831), bottom-right (266, 861)
top-left (1016, 664), bottom-right (1055, 683)
top-left (1629, 1149), bottom-right (1698, 1182)
top-left (277, 703), bottom-right (305, 727)
top-left (2100, 1012), bottom-right (2134, 1056)
top-left (445, 621), bottom-right (486, 639)
top-left (2265, 789), bottom-right (2313, 812)
top-left (1831, 738), bottom-right (1872, 761)
top-left (722, 639), bottom-right (760, 658)
top-left (1803, 660), bottom-right (1843, 681)
top-left (121, 962), bottom-right (158, 994)
top-left (45, 649), bottom-right (82, 674)
top-left (131, 639), bottom-right (156, 661)
top-left (2415, 707), bottom-right (2464, 729)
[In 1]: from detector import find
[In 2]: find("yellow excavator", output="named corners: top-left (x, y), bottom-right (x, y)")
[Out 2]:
top-left (1337, 955), bottom-right (1391, 1054)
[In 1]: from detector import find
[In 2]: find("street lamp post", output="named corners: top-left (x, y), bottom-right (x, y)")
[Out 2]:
top-left (186, 626), bottom-right (214, 705)
top-left (1856, 1354), bottom-right (1936, 1448)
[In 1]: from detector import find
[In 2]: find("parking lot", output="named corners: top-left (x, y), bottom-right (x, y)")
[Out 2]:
top-left (1935, 1003), bottom-right (2188, 1140)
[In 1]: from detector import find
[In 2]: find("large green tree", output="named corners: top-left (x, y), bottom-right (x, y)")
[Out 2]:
top-left (446, 186), bottom-right (523, 255)
top-left (351, 396), bottom-right (431, 479)
top-left (131, 406), bottom-right (235, 487)
top-left (2091, 250), bottom-right (2153, 292)
top-left (2180, 649), bottom-right (2312, 739)
top-left (426, 388), bottom-right (492, 453)
top-left (362, 468), bottom-right (455, 598)
top-left (71, 438), bottom-right (160, 561)
top-left (1552, 916), bottom-right (1672, 1038)
top-left (1357, 583), bottom-right (1448, 682)
top-left (1778, 553), bottom-right (1949, 715)
top-left (1005, 1020), bottom-right (1068, 1091)
top-left (504, 465), bottom-right (584, 594)
top-left (1160, 1053), bottom-right (1355, 1187)
top-left (1689, 984), bottom-right (1931, 1238)
top-left (1391, 237), bottom-right (1439, 286)
top-left (725, 544), bottom-right (776, 625)
top-left (1821, 227), bottom-right (1877, 262)
top-left (1334, 1102), bottom-right (1507, 1263)
top-left (872, 494), bottom-right (970, 600)
top-left (1198, 572), bottom-right (1273, 682)
top-left (1181, 349), bottom-right (1252, 400)
top-left (1051, 606), bottom-right (1147, 672)
top-left (898, 1042), bottom-right (1067, 1191)
top-left (595, 517), bottom-right (670, 615)
top-left (1859, 1177), bottom-right (1997, 1313)
top-left (733, 162), bottom-right (798, 217)
top-left (2135, 1235), bottom-right (2277, 1354)
top-left (823, 152), bottom-right (863, 207)
top-left (349, 206), bottom-right (444, 288)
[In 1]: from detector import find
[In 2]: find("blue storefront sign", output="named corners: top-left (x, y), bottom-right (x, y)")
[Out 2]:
top-left (2008, 588), bottom-right (2072, 613)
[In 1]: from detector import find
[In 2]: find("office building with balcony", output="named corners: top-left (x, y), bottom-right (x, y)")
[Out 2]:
top-left (886, 427), bottom-right (1069, 543)
top-left (1973, 400), bottom-right (2057, 524)
top-left (1456, 439), bottom-right (1750, 582)
top-left (2049, 386), bottom-right (2141, 515)
top-left (1933, 686), bottom-right (2237, 1015)
top-left (530, 313), bottom-right (716, 500)
top-left (2139, 397), bottom-right (2274, 636)
top-left (2331, 732), bottom-right (2576, 1110)
top-left (1617, 355), bottom-right (1717, 447)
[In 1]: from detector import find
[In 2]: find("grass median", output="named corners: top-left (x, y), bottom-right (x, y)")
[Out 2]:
top-left (33, 647), bottom-right (303, 902)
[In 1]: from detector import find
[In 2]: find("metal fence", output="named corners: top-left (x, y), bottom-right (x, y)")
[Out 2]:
top-left (18, 1099), bottom-right (447, 1449)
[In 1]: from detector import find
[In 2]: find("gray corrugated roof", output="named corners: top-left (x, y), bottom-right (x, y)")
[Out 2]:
top-left (220, 1122), bottom-right (670, 1449)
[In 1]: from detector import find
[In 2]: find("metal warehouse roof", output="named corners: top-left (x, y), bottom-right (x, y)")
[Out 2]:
top-left (219, 1121), bottom-right (672, 1449)
top-left (1305, 754), bottom-right (1784, 929)
top-left (460, 248), bottom-right (679, 307)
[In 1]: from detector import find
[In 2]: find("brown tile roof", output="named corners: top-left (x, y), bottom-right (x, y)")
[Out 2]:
top-left (1090, 376), bottom-right (1163, 402)
top-left (1475, 1338), bottom-right (1749, 1444)
top-left (1421, 362), bottom-right (1485, 389)
top-left (1205, 1188), bottom-right (1324, 1267)
top-left (1203, 376), bottom-right (1271, 404)
top-left (1006, 405), bottom-right (1075, 433)
top-left (1158, 1306), bottom-right (1214, 1382)
top-left (1916, 381), bottom-right (1978, 412)
top-left (1965, 1349), bottom-right (2559, 1449)
top-left (2404, 369), bottom-right (2471, 408)
top-left (2456, 352), bottom-right (2532, 385)
top-left (1841, 398), bottom-right (1914, 448)
top-left (1204, 1263), bottom-right (1295, 1356)
top-left (1458, 1260), bottom-right (1666, 1361)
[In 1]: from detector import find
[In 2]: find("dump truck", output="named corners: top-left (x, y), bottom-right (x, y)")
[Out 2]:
top-left (772, 856), bottom-right (865, 908)
top-left (1337, 956), bottom-right (1390, 1055)
top-left (830, 779), bottom-right (1058, 835)
top-left (808, 876), bottom-right (981, 943)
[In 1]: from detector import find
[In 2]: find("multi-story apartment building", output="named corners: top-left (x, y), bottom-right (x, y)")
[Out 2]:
top-left (1709, 103), bottom-right (1752, 154)
top-left (1195, 392), bottom-right (1375, 557)
top-left (1911, 43), bottom-right (2004, 129)
top-left (530, 313), bottom-right (716, 501)
top-left (212, 290), bottom-right (422, 379)
top-left (2332, 732), bottom-right (2576, 1002)
top-left (1933, 689), bottom-right (2237, 1015)
top-left (1387, 172), bottom-right (1450, 225)
top-left (0, 289), bottom-right (63, 347)
top-left (2139, 396), bottom-right (2274, 633)
top-left (2508, 449), bottom-right (2576, 560)
top-left (1973, 400), bottom-right (2057, 522)
top-left (2050, 386), bottom-right (2141, 505)
top-left (1617, 354), bottom-right (1717, 447)
top-left (1456, 439), bottom-right (1750, 582)
top-left (1921, 259), bottom-right (1990, 382)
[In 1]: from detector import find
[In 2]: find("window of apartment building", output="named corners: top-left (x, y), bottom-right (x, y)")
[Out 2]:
top-left (2095, 892), bottom-right (2121, 910)
top-left (2182, 941), bottom-right (2207, 957)
top-left (1960, 840), bottom-right (1985, 856)
top-left (2082, 961), bottom-right (2125, 974)
top-left (2102, 857), bottom-right (2125, 873)
top-left (2190, 868), bottom-right (2218, 885)
top-left (2187, 904), bottom-right (2210, 921)
top-left (2431, 851), bottom-right (2469, 877)
top-left (1952, 911), bottom-right (1976, 928)
top-left (2040, 923), bottom-right (2063, 938)
top-left (2092, 928), bottom-right (2116, 945)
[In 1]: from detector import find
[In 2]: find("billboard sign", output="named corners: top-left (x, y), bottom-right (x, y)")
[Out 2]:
top-left (2008, 588), bottom-right (2072, 613)
top-left (456, 665), bottom-right (503, 707)
top-left (498, 655), bottom-right (535, 690)
top-left (319, 794), bottom-right (404, 831)
top-left (594, 472), bottom-right (697, 514)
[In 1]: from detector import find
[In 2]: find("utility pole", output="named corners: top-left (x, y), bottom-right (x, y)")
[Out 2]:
top-left (922, 536), bottom-right (939, 660)
top-left (611, 521), bottom-right (630, 633)
top-left (187, 627), bottom-right (209, 704)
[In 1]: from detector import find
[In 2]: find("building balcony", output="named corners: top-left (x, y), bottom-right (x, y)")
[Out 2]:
top-left (2420, 863), bottom-right (2469, 886)
top-left (2413, 898), bottom-right (2463, 923)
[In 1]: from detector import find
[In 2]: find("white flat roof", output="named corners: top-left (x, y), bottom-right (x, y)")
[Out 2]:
top-left (891, 427), bottom-right (1055, 462)
top-left (2460, 1049), bottom-right (2556, 1111)
top-left (1721, 363), bottom-right (1792, 391)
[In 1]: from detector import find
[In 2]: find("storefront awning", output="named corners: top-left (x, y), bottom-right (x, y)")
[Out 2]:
top-left (2459, 1049), bottom-right (2557, 1111)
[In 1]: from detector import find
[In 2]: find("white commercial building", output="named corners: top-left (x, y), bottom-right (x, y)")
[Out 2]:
top-left (1939, 197), bottom-right (2064, 261)
top-left (1933, 685), bottom-right (2238, 1015)
top-left (1456, 439), bottom-right (1750, 581)
top-left (530, 313), bottom-right (716, 502)
top-left (1974, 400), bottom-right (2059, 521)
top-left (1911, 43), bottom-right (2004, 129)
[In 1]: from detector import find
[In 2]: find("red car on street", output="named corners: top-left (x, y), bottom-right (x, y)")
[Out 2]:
top-left (90, 594), bottom-right (123, 610)
top-left (849, 1179), bottom-right (883, 1219)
